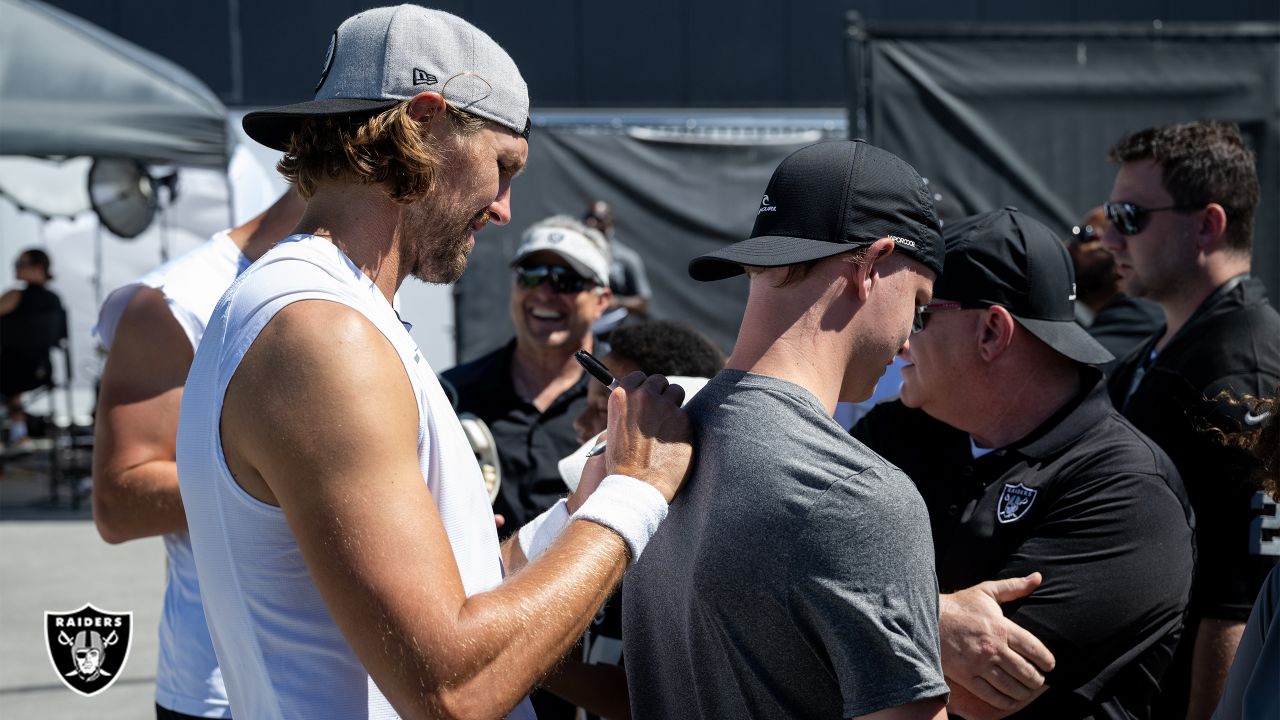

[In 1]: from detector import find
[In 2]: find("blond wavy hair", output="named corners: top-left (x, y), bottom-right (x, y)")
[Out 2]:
top-left (278, 100), bottom-right (486, 203)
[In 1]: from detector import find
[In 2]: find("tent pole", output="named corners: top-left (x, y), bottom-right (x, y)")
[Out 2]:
top-left (93, 221), bottom-right (103, 307)
top-left (159, 202), bottom-right (169, 264)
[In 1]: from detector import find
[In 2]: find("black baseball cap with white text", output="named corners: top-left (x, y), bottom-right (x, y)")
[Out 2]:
top-left (688, 140), bottom-right (944, 281)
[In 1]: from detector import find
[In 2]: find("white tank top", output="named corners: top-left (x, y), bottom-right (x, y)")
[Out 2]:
top-left (177, 235), bottom-right (532, 719)
top-left (95, 229), bottom-right (247, 718)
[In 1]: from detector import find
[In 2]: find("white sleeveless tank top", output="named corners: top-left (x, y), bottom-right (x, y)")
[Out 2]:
top-left (177, 235), bottom-right (532, 719)
top-left (95, 229), bottom-right (247, 717)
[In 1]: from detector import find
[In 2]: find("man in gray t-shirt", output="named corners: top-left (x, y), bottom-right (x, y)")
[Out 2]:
top-left (623, 140), bottom-right (950, 719)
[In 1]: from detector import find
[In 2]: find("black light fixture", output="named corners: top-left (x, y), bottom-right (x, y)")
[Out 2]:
top-left (87, 158), bottom-right (156, 239)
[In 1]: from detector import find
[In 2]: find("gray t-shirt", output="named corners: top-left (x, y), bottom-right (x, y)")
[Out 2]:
top-left (623, 370), bottom-right (947, 719)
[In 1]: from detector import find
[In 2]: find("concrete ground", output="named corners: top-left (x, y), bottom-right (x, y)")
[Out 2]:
top-left (1, 458), bottom-right (166, 719)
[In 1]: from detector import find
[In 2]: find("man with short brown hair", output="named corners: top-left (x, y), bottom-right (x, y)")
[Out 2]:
top-left (1102, 120), bottom-right (1280, 719)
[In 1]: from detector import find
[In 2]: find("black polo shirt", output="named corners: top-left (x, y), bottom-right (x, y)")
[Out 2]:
top-left (442, 340), bottom-right (588, 537)
top-left (1110, 275), bottom-right (1280, 620)
top-left (853, 377), bottom-right (1194, 720)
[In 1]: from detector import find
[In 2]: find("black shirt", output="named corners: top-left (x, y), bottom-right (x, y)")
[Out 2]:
top-left (442, 340), bottom-right (588, 536)
top-left (1, 284), bottom-right (65, 396)
top-left (1086, 294), bottom-right (1164, 378)
top-left (854, 378), bottom-right (1195, 720)
top-left (1109, 275), bottom-right (1280, 620)
top-left (1107, 275), bottom-right (1280, 718)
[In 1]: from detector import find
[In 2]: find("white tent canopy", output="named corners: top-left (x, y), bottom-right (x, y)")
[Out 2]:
top-left (0, 0), bottom-right (228, 171)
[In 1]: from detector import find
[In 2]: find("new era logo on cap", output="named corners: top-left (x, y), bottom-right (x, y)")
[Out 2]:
top-left (245, 5), bottom-right (532, 151)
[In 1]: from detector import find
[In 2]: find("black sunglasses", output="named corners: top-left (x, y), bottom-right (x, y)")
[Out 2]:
top-left (1103, 201), bottom-right (1200, 237)
top-left (912, 301), bottom-right (964, 334)
top-left (514, 264), bottom-right (593, 294)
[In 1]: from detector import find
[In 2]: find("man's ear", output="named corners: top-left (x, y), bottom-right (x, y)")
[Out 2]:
top-left (407, 91), bottom-right (447, 122)
top-left (853, 237), bottom-right (898, 303)
top-left (593, 286), bottom-right (613, 319)
top-left (977, 305), bottom-right (1016, 362)
top-left (1196, 203), bottom-right (1230, 254)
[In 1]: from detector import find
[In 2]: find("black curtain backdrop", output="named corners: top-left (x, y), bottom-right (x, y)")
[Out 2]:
top-left (846, 20), bottom-right (1280, 309)
top-left (452, 118), bottom-right (843, 363)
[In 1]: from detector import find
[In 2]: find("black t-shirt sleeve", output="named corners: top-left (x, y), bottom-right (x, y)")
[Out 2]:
top-left (1188, 374), bottom-right (1280, 618)
top-left (996, 471), bottom-right (1194, 694)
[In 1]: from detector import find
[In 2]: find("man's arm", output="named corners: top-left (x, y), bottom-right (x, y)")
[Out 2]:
top-left (938, 575), bottom-right (1054, 720)
top-left (1185, 618), bottom-right (1246, 720)
top-left (956, 471), bottom-right (1192, 720)
top-left (854, 698), bottom-right (948, 720)
top-left (222, 301), bottom-right (689, 720)
top-left (0, 288), bottom-right (20, 315)
top-left (92, 288), bottom-right (192, 544)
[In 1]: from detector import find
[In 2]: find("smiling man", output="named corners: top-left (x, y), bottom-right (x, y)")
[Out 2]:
top-left (1101, 120), bottom-right (1280, 719)
top-left (445, 216), bottom-right (613, 545)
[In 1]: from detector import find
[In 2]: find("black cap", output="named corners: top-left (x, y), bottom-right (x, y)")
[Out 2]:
top-left (935, 208), bottom-right (1113, 366)
top-left (688, 140), bottom-right (944, 281)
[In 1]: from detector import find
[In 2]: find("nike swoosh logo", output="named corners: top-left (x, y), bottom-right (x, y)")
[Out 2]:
top-left (1244, 410), bottom-right (1271, 426)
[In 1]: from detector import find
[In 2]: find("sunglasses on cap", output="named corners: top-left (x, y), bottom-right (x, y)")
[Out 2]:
top-left (1103, 201), bottom-right (1200, 236)
top-left (1070, 224), bottom-right (1100, 244)
top-left (514, 264), bottom-right (594, 294)
top-left (912, 301), bottom-right (964, 334)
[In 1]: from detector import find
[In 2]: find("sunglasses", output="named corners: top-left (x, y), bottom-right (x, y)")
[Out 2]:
top-left (1070, 224), bottom-right (1100, 244)
top-left (1103, 201), bottom-right (1200, 236)
top-left (912, 301), bottom-right (964, 334)
top-left (514, 264), bottom-right (593, 294)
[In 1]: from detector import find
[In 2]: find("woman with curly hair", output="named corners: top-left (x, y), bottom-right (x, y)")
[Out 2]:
top-left (1214, 386), bottom-right (1279, 719)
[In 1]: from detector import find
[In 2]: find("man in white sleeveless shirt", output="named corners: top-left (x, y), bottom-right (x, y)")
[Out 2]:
top-left (176, 6), bottom-right (691, 719)
top-left (92, 189), bottom-right (304, 719)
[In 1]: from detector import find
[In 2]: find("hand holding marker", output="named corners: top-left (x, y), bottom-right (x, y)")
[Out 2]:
top-left (574, 349), bottom-right (616, 457)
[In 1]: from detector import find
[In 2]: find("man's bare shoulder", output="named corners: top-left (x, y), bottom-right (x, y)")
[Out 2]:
top-left (234, 299), bottom-right (409, 403)
top-left (107, 287), bottom-right (192, 376)
top-left (118, 287), bottom-right (184, 340)
top-left (121, 284), bottom-right (170, 318)
top-left (221, 299), bottom-right (418, 504)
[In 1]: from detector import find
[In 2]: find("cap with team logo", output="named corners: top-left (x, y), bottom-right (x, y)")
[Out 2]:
top-left (935, 207), bottom-right (1113, 365)
top-left (510, 217), bottom-right (611, 287)
top-left (243, 5), bottom-right (530, 152)
top-left (688, 139), bottom-right (944, 281)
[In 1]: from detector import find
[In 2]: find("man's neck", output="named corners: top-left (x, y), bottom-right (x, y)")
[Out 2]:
top-left (293, 185), bottom-right (405, 303)
top-left (964, 363), bottom-right (1082, 449)
top-left (511, 339), bottom-right (589, 412)
top-left (1155, 260), bottom-right (1249, 350)
top-left (726, 268), bottom-right (868, 415)
top-left (727, 305), bottom-right (850, 416)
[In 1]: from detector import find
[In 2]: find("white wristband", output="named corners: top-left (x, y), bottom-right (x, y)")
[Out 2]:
top-left (517, 498), bottom-right (570, 562)
top-left (571, 474), bottom-right (668, 563)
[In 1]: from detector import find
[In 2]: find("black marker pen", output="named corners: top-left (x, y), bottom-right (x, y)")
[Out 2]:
top-left (574, 349), bottom-right (619, 391)
top-left (574, 349), bottom-right (614, 457)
